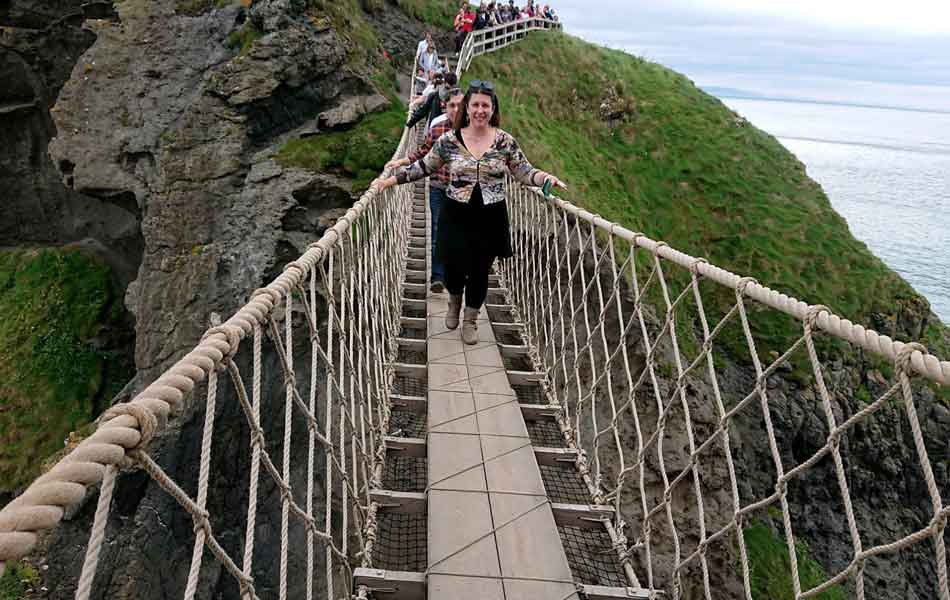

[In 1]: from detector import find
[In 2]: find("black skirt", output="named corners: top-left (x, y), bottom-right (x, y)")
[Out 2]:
top-left (435, 184), bottom-right (513, 271)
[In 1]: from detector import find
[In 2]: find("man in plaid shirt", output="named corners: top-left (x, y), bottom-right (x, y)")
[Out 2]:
top-left (386, 87), bottom-right (464, 293)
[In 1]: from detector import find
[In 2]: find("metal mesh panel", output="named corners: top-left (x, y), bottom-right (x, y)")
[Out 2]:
top-left (502, 354), bottom-right (533, 372)
top-left (388, 407), bottom-right (427, 438)
top-left (382, 457), bottom-right (427, 493)
top-left (511, 383), bottom-right (544, 404)
top-left (373, 513), bottom-right (427, 572)
top-left (541, 464), bottom-right (592, 505)
top-left (487, 307), bottom-right (515, 323)
top-left (526, 418), bottom-right (566, 447)
top-left (558, 525), bottom-right (628, 587)
top-left (398, 326), bottom-right (426, 340)
top-left (392, 375), bottom-right (427, 397)
top-left (495, 329), bottom-right (524, 346)
top-left (397, 347), bottom-right (427, 365)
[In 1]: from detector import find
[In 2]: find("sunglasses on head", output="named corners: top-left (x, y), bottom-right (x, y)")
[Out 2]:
top-left (468, 79), bottom-right (496, 94)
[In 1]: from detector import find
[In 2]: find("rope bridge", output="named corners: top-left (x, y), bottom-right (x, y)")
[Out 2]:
top-left (1, 14), bottom-right (948, 600)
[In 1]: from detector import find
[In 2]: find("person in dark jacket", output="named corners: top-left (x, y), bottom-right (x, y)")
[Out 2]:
top-left (407, 73), bottom-right (458, 131)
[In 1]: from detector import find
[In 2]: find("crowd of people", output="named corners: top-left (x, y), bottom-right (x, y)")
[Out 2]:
top-left (454, 1), bottom-right (559, 52)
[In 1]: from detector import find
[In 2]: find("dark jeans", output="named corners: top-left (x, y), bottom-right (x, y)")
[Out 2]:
top-left (429, 186), bottom-right (446, 283)
top-left (445, 252), bottom-right (495, 310)
top-left (455, 31), bottom-right (467, 53)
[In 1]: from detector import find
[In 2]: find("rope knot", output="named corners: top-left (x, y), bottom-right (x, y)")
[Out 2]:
top-left (896, 342), bottom-right (928, 376)
top-left (192, 507), bottom-right (212, 537)
top-left (202, 324), bottom-right (243, 363)
top-left (774, 479), bottom-right (788, 496)
top-left (735, 277), bottom-right (758, 297)
top-left (101, 402), bottom-right (158, 452)
top-left (689, 257), bottom-right (709, 275)
top-left (804, 305), bottom-right (831, 332)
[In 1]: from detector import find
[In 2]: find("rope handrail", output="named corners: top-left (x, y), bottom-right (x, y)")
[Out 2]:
top-left (537, 191), bottom-right (949, 386)
top-left (501, 175), bottom-right (949, 599)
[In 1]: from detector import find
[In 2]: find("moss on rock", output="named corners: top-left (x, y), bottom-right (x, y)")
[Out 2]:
top-left (0, 248), bottom-right (133, 498)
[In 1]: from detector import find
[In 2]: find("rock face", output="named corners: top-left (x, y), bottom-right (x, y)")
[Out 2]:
top-left (0, 0), bottom-right (143, 285)
top-left (9, 0), bottom-right (415, 596)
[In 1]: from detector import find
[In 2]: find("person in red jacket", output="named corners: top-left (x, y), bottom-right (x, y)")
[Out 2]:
top-left (456, 4), bottom-right (476, 52)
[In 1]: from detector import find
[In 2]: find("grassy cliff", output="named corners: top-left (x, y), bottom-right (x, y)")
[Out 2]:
top-left (464, 32), bottom-right (949, 377)
top-left (0, 248), bottom-right (133, 499)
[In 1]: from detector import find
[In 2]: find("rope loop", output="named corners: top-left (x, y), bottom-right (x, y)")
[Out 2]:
top-left (735, 276), bottom-right (758, 297)
top-left (652, 241), bottom-right (669, 257)
top-left (249, 288), bottom-right (282, 317)
top-left (804, 304), bottom-right (831, 332)
top-left (101, 402), bottom-right (158, 452)
top-left (202, 324), bottom-right (243, 363)
top-left (896, 342), bottom-right (928, 376)
top-left (283, 261), bottom-right (306, 278)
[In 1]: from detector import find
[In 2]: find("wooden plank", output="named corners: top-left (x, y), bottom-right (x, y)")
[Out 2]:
top-left (581, 585), bottom-right (655, 599)
top-left (385, 436), bottom-right (426, 457)
top-left (492, 322), bottom-right (524, 333)
top-left (400, 316), bottom-right (427, 329)
top-left (393, 362), bottom-right (427, 378)
top-left (533, 446), bottom-right (579, 467)
top-left (397, 337), bottom-right (427, 351)
top-left (550, 502), bottom-right (614, 529)
top-left (402, 297), bottom-right (426, 310)
top-left (519, 403), bottom-right (559, 420)
top-left (390, 394), bottom-right (427, 410)
top-left (506, 370), bottom-right (543, 386)
top-left (371, 490), bottom-right (426, 514)
top-left (497, 343), bottom-right (529, 358)
top-left (353, 568), bottom-right (425, 600)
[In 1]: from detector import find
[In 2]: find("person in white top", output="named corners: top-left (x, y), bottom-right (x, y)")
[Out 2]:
top-left (419, 43), bottom-right (441, 81)
top-left (415, 31), bottom-right (433, 62)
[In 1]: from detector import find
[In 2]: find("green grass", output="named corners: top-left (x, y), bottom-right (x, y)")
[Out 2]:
top-left (275, 99), bottom-right (405, 192)
top-left (743, 522), bottom-right (846, 599)
top-left (0, 249), bottom-right (133, 496)
top-left (0, 561), bottom-right (39, 600)
top-left (465, 32), bottom-right (950, 383)
top-left (226, 22), bottom-right (263, 55)
top-left (393, 0), bottom-right (458, 29)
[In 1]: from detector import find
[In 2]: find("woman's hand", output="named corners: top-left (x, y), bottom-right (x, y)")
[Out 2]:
top-left (371, 176), bottom-right (397, 193)
top-left (385, 158), bottom-right (409, 170)
top-left (542, 173), bottom-right (568, 191)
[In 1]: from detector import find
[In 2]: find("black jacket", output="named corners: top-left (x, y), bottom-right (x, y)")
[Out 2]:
top-left (407, 91), bottom-right (444, 130)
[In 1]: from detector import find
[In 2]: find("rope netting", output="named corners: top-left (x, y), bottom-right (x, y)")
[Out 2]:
top-left (500, 178), bottom-right (950, 599)
top-left (0, 103), bottom-right (419, 600)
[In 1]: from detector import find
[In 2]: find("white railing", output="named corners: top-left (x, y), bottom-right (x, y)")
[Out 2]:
top-left (456, 16), bottom-right (562, 78)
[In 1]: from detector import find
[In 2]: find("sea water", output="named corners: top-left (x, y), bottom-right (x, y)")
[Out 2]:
top-left (721, 97), bottom-right (950, 323)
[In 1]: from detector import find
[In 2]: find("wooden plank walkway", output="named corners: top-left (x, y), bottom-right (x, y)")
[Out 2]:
top-left (423, 183), bottom-right (579, 599)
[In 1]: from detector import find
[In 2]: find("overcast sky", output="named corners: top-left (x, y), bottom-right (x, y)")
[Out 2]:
top-left (552, 0), bottom-right (950, 111)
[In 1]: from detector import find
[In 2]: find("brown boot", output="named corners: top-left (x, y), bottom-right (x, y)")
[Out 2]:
top-left (445, 294), bottom-right (462, 330)
top-left (461, 307), bottom-right (479, 345)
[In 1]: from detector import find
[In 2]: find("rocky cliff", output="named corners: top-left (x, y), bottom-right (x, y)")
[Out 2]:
top-left (2, 0), bottom-right (446, 596)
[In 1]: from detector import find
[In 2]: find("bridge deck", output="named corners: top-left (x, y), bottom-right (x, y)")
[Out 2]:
top-left (423, 185), bottom-right (578, 598)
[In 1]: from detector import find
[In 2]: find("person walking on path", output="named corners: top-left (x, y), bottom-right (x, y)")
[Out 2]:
top-left (373, 80), bottom-right (567, 344)
top-left (419, 43), bottom-right (441, 81)
top-left (385, 88), bottom-right (465, 294)
top-left (415, 31), bottom-right (434, 63)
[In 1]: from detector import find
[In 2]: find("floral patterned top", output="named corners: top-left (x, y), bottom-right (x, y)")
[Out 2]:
top-left (396, 129), bottom-right (540, 205)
